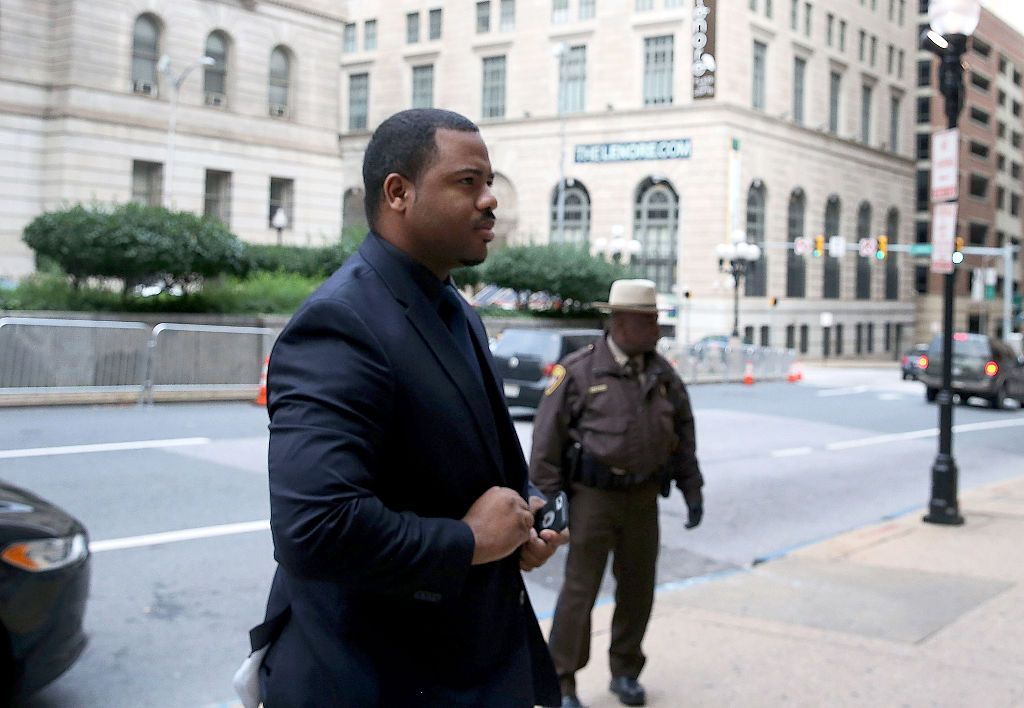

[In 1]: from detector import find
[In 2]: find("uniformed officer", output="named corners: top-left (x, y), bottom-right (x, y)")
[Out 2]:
top-left (530, 279), bottom-right (704, 708)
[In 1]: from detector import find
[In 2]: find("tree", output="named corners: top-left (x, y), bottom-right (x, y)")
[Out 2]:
top-left (481, 245), bottom-right (626, 309)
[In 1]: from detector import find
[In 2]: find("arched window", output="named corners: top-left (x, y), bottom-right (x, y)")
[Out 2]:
top-left (131, 14), bottom-right (160, 90)
top-left (342, 187), bottom-right (368, 233)
top-left (633, 178), bottom-right (679, 294)
top-left (786, 188), bottom-right (806, 298)
top-left (855, 201), bottom-right (872, 300)
top-left (823, 195), bottom-right (841, 299)
top-left (745, 181), bottom-right (767, 297)
top-left (204, 31), bottom-right (229, 102)
top-left (269, 46), bottom-right (291, 116)
top-left (490, 173), bottom-right (518, 247)
top-left (885, 208), bottom-right (899, 300)
top-left (550, 180), bottom-right (591, 246)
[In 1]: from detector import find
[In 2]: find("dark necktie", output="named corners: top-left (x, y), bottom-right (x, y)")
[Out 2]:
top-left (439, 285), bottom-right (484, 385)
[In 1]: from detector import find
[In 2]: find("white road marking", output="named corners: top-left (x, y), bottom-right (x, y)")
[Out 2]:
top-left (771, 447), bottom-right (813, 457)
top-left (90, 520), bottom-right (270, 553)
top-left (0, 437), bottom-right (211, 460)
top-left (825, 417), bottom-right (1024, 452)
top-left (877, 393), bottom-right (903, 401)
top-left (816, 386), bottom-right (870, 397)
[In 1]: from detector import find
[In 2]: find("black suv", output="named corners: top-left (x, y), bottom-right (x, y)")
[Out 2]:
top-left (918, 332), bottom-right (1024, 409)
top-left (492, 328), bottom-right (603, 410)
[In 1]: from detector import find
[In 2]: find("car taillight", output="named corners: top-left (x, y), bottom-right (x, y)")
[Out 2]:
top-left (543, 363), bottom-right (556, 377)
top-left (984, 361), bottom-right (999, 377)
top-left (918, 355), bottom-right (928, 370)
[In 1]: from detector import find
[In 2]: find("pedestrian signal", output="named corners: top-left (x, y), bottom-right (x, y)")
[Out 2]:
top-left (813, 235), bottom-right (825, 257)
top-left (875, 235), bottom-right (888, 260)
top-left (953, 236), bottom-right (965, 264)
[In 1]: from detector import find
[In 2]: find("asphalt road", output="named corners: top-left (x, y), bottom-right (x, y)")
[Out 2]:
top-left (2, 366), bottom-right (1021, 707)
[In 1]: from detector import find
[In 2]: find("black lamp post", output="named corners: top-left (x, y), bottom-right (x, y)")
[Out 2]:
top-left (922, 0), bottom-right (980, 526)
top-left (716, 232), bottom-right (761, 340)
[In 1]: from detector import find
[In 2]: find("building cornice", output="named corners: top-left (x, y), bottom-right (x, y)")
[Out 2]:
top-left (242, 0), bottom-right (347, 24)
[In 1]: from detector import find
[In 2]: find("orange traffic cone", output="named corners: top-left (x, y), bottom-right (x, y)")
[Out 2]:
top-left (742, 361), bottom-right (755, 385)
top-left (787, 360), bottom-right (803, 383)
top-left (255, 356), bottom-right (269, 406)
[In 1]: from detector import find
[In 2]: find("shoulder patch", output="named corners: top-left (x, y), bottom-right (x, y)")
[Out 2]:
top-left (544, 364), bottom-right (567, 396)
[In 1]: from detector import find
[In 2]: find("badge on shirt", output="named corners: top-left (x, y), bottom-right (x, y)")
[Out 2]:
top-left (588, 384), bottom-right (608, 395)
top-left (545, 364), bottom-right (567, 396)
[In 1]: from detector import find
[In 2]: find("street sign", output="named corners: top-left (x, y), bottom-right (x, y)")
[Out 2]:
top-left (909, 243), bottom-right (933, 256)
top-left (930, 128), bottom-right (959, 202)
top-left (858, 237), bottom-right (877, 258)
top-left (793, 236), bottom-right (812, 255)
top-left (828, 236), bottom-right (845, 258)
top-left (930, 202), bottom-right (958, 275)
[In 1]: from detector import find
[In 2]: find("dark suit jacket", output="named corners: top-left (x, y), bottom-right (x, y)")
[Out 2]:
top-left (258, 233), bottom-right (560, 707)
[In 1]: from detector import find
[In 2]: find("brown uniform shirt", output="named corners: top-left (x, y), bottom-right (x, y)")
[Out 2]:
top-left (529, 336), bottom-right (703, 507)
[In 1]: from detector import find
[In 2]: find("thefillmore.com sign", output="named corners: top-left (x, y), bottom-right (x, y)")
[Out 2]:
top-left (692, 0), bottom-right (717, 99)
top-left (574, 139), bottom-right (693, 163)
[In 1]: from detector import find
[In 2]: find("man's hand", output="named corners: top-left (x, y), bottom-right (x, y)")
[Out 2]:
top-left (463, 487), bottom-right (534, 565)
top-left (519, 496), bottom-right (570, 571)
top-left (685, 503), bottom-right (703, 530)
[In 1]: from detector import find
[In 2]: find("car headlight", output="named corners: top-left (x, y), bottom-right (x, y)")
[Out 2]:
top-left (1, 533), bottom-right (88, 572)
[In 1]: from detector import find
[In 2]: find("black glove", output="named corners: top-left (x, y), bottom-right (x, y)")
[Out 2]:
top-left (685, 503), bottom-right (703, 530)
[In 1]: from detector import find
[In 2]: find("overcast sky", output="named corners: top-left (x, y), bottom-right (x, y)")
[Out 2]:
top-left (982, 0), bottom-right (1024, 35)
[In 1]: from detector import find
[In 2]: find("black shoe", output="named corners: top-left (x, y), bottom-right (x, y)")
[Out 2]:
top-left (609, 676), bottom-right (646, 706)
top-left (560, 695), bottom-right (584, 708)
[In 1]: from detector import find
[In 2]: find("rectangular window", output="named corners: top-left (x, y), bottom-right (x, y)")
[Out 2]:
top-left (343, 23), bottom-right (357, 53)
top-left (889, 96), bottom-right (900, 151)
top-left (752, 40), bottom-right (767, 111)
top-left (887, 44), bottom-right (894, 74)
top-left (406, 12), bottom-right (420, 44)
top-left (364, 20), bottom-right (377, 50)
top-left (412, 65), bottom-right (434, 109)
top-left (968, 141), bottom-right (989, 160)
top-left (1015, 131), bottom-right (1024, 148)
top-left (972, 37), bottom-right (991, 57)
top-left (899, 0), bottom-right (905, 24)
top-left (559, 45), bottom-right (586, 114)
top-left (1011, 193), bottom-right (1021, 216)
top-left (804, 2), bottom-right (812, 36)
top-left (829, 71), bottom-right (841, 133)
top-left (786, 325), bottom-right (795, 350)
top-left (552, 0), bottom-right (569, 23)
top-left (476, 1), bottom-right (490, 33)
top-left (968, 222), bottom-right (987, 246)
top-left (918, 59), bottom-right (930, 86)
top-left (430, 8), bottom-right (443, 39)
top-left (500, 0), bottom-right (516, 30)
top-left (969, 106), bottom-right (989, 125)
top-left (643, 35), bottom-right (675, 106)
top-left (1012, 101), bottom-right (1022, 118)
top-left (799, 325), bottom-right (809, 354)
top-left (268, 177), bottom-right (294, 228)
top-left (579, 0), bottom-right (596, 18)
top-left (916, 169), bottom-right (929, 211)
top-left (826, 13), bottom-right (834, 46)
top-left (348, 73), bottom-right (369, 130)
top-left (870, 35), bottom-right (877, 66)
top-left (916, 132), bottom-right (929, 159)
top-left (861, 84), bottom-right (872, 143)
top-left (1011, 162), bottom-right (1022, 179)
top-left (482, 55), bottom-right (506, 119)
top-left (793, 57), bottom-right (806, 124)
top-left (203, 170), bottom-right (231, 225)
top-left (839, 20), bottom-right (846, 51)
top-left (916, 96), bottom-right (929, 123)
top-left (637, 0), bottom-right (654, 10)
top-left (997, 153), bottom-right (1006, 172)
top-left (131, 160), bottom-right (162, 206)
top-left (996, 187), bottom-right (1005, 211)
top-left (859, 30), bottom-right (865, 61)
top-left (914, 265), bottom-right (928, 294)
top-left (765, 0), bottom-right (773, 17)
top-left (790, 0), bottom-right (798, 30)
top-left (968, 174), bottom-right (988, 198)
top-left (898, 49), bottom-right (905, 78)
top-left (970, 72), bottom-right (990, 92)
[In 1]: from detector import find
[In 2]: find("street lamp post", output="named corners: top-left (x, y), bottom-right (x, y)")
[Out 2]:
top-left (272, 208), bottom-right (289, 246)
top-left (715, 230), bottom-right (761, 340)
top-left (590, 224), bottom-right (642, 265)
top-left (158, 54), bottom-right (215, 209)
top-left (922, 0), bottom-right (980, 527)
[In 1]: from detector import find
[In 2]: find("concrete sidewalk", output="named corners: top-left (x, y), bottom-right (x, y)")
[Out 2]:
top-left (558, 476), bottom-right (1024, 707)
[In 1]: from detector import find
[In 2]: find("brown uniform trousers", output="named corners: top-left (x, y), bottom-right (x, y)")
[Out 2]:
top-left (529, 336), bottom-right (703, 693)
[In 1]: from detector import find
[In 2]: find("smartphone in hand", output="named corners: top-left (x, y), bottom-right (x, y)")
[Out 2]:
top-left (534, 491), bottom-right (568, 533)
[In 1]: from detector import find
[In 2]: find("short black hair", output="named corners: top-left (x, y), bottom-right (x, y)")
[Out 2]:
top-left (362, 108), bottom-right (480, 229)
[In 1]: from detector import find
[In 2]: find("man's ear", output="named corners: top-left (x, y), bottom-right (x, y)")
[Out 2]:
top-left (382, 173), bottom-right (413, 215)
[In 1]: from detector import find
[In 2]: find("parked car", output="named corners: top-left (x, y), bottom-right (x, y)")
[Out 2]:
top-left (918, 332), bottom-right (1024, 409)
top-left (492, 328), bottom-right (603, 409)
top-left (900, 343), bottom-right (930, 380)
top-left (0, 481), bottom-right (90, 701)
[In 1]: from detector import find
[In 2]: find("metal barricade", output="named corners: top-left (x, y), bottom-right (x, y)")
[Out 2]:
top-left (661, 336), bottom-right (798, 384)
top-left (140, 323), bottom-right (275, 404)
top-left (0, 317), bottom-right (150, 393)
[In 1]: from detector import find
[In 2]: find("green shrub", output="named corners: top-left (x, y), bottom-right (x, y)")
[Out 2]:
top-left (22, 203), bottom-right (246, 291)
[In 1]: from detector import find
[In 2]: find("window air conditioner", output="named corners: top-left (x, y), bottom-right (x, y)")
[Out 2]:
top-left (269, 103), bottom-right (288, 117)
top-left (205, 92), bottom-right (226, 107)
top-left (133, 81), bottom-right (156, 96)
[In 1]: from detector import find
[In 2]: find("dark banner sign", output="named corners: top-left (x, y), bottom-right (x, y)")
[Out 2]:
top-left (692, 0), bottom-right (716, 99)
top-left (574, 139), bottom-right (692, 163)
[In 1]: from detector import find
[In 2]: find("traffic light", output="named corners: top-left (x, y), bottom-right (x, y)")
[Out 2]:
top-left (953, 236), bottom-right (965, 264)
top-left (875, 235), bottom-right (888, 260)
top-left (813, 234), bottom-right (825, 257)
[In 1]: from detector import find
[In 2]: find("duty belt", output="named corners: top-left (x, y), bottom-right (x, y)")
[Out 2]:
top-left (577, 454), bottom-right (651, 491)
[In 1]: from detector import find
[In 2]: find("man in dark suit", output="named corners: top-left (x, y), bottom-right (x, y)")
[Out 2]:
top-left (254, 108), bottom-right (565, 707)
